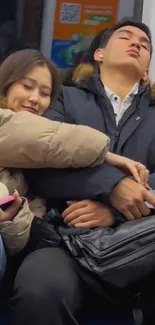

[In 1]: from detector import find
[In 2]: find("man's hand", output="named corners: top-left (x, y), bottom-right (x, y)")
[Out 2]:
top-left (62, 200), bottom-right (115, 228)
top-left (110, 177), bottom-right (155, 220)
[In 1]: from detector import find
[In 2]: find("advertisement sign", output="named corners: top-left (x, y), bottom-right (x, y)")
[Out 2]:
top-left (51, 0), bottom-right (119, 68)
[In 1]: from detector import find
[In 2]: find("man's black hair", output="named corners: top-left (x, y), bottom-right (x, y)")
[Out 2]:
top-left (99, 20), bottom-right (153, 55)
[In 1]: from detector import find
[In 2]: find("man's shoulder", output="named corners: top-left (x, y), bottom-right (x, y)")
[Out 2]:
top-left (59, 84), bottom-right (94, 110)
top-left (60, 84), bottom-right (87, 97)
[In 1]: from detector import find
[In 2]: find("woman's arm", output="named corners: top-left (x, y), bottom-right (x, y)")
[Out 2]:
top-left (0, 196), bottom-right (46, 256)
top-left (0, 198), bottom-right (34, 256)
top-left (0, 108), bottom-right (110, 168)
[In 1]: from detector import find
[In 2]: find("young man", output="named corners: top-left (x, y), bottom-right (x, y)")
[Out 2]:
top-left (12, 21), bottom-right (155, 325)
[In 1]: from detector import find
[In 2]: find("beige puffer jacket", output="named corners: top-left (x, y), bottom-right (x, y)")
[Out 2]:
top-left (0, 108), bottom-right (110, 256)
top-left (0, 167), bottom-right (46, 256)
top-left (0, 108), bottom-right (110, 168)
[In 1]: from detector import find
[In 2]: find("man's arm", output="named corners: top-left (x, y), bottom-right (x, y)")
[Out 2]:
top-left (42, 88), bottom-right (127, 197)
top-left (40, 91), bottom-right (155, 219)
top-left (25, 165), bottom-right (125, 201)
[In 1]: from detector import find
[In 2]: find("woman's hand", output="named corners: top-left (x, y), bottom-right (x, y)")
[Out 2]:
top-left (0, 190), bottom-right (22, 222)
top-left (136, 163), bottom-right (150, 188)
top-left (62, 200), bottom-right (115, 228)
top-left (105, 152), bottom-right (149, 188)
top-left (120, 160), bottom-right (149, 188)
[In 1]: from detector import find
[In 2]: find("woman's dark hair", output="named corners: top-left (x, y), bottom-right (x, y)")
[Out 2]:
top-left (0, 49), bottom-right (60, 104)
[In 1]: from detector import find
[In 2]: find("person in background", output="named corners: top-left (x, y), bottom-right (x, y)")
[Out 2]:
top-left (61, 51), bottom-right (85, 86)
top-left (62, 29), bottom-right (107, 86)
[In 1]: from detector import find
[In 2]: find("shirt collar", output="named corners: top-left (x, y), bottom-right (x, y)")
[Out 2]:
top-left (104, 83), bottom-right (139, 102)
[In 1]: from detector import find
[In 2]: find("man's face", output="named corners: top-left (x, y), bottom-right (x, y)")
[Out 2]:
top-left (94, 25), bottom-right (151, 77)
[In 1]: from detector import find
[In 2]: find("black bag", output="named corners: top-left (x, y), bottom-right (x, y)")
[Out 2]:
top-left (29, 208), bottom-right (155, 325)
top-left (30, 209), bottom-right (155, 325)
top-left (53, 210), bottom-right (155, 325)
top-left (29, 209), bottom-right (155, 291)
top-left (48, 210), bottom-right (155, 291)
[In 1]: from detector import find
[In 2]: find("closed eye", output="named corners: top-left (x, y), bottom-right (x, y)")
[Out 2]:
top-left (141, 44), bottom-right (149, 50)
top-left (23, 84), bottom-right (32, 90)
top-left (41, 92), bottom-right (50, 97)
top-left (119, 37), bottom-right (129, 40)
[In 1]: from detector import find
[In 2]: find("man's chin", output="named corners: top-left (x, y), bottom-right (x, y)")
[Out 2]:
top-left (118, 61), bottom-right (141, 77)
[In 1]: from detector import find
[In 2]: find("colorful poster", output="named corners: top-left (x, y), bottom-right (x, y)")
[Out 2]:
top-left (51, 0), bottom-right (119, 68)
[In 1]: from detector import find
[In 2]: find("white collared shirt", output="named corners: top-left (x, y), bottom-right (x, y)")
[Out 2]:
top-left (104, 83), bottom-right (139, 125)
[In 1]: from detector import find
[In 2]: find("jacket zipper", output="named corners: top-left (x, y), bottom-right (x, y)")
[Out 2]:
top-left (113, 130), bottom-right (119, 153)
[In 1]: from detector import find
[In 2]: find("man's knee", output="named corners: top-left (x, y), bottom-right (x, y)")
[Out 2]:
top-left (15, 272), bottom-right (76, 306)
top-left (13, 248), bottom-right (81, 307)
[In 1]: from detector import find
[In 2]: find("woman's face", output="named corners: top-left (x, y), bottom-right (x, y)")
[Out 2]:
top-left (7, 65), bottom-right (52, 115)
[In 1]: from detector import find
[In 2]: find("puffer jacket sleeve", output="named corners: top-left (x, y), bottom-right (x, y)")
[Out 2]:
top-left (0, 108), bottom-right (110, 168)
top-left (0, 199), bottom-right (33, 256)
top-left (0, 197), bottom-right (46, 256)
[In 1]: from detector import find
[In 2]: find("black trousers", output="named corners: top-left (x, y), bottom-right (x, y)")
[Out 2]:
top-left (11, 247), bottom-right (85, 325)
top-left (10, 246), bottom-right (155, 325)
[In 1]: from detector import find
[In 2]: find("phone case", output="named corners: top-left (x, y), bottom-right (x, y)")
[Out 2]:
top-left (0, 195), bottom-right (15, 211)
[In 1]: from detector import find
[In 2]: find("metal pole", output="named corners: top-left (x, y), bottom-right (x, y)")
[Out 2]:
top-left (40, 0), bottom-right (56, 57)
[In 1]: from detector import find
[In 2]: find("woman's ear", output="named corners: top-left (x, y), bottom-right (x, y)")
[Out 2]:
top-left (94, 48), bottom-right (104, 63)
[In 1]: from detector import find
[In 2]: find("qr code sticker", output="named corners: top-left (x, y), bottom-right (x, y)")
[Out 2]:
top-left (60, 3), bottom-right (81, 24)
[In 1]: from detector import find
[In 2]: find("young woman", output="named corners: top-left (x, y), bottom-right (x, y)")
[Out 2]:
top-left (0, 48), bottom-right (110, 257)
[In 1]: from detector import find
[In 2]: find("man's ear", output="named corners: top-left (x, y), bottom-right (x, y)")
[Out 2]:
top-left (94, 48), bottom-right (104, 63)
top-left (142, 69), bottom-right (149, 81)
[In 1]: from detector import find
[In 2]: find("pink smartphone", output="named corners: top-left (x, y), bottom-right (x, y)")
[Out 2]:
top-left (0, 195), bottom-right (15, 211)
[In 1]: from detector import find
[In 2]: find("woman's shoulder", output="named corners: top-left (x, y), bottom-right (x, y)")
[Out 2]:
top-left (0, 107), bottom-right (14, 127)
